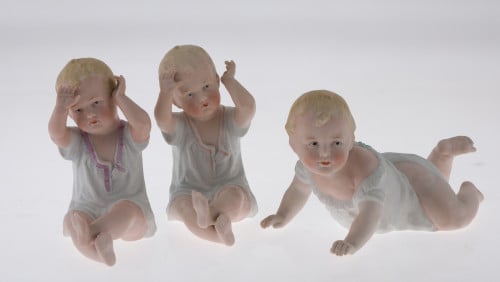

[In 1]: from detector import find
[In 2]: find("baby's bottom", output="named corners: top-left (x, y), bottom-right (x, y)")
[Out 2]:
top-left (63, 200), bottom-right (149, 266)
top-left (169, 185), bottom-right (252, 246)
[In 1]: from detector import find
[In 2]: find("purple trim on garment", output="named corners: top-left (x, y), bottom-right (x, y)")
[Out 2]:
top-left (80, 121), bottom-right (125, 192)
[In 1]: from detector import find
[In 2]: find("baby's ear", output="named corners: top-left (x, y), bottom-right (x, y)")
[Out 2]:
top-left (349, 134), bottom-right (356, 150)
top-left (288, 135), bottom-right (298, 153)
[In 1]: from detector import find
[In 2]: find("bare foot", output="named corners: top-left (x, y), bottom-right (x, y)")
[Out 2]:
top-left (460, 181), bottom-right (484, 203)
top-left (435, 136), bottom-right (476, 157)
top-left (192, 191), bottom-right (211, 228)
top-left (71, 212), bottom-right (92, 246)
top-left (95, 233), bottom-right (116, 266)
top-left (214, 214), bottom-right (235, 246)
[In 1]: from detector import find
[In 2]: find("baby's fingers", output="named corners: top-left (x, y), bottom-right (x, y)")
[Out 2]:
top-left (260, 215), bottom-right (277, 228)
top-left (260, 214), bottom-right (284, 229)
top-left (331, 240), bottom-right (351, 256)
top-left (57, 84), bottom-right (77, 97)
top-left (160, 69), bottom-right (177, 81)
top-left (224, 60), bottom-right (235, 68)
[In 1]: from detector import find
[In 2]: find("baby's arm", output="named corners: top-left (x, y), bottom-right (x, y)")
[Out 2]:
top-left (261, 176), bottom-right (312, 229)
top-left (220, 60), bottom-right (256, 129)
top-left (48, 85), bottom-right (79, 148)
top-left (113, 75), bottom-right (151, 144)
top-left (331, 200), bottom-right (382, 256)
top-left (154, 69), bottom-right (177, 135)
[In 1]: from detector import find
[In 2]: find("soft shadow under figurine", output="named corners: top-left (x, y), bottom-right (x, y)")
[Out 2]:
top-left (48, 58), bottom-right (156, 266)
top-left (155, 45), bottom-right (258, 246)
top-left (261, 90), bottom-right (483, 256)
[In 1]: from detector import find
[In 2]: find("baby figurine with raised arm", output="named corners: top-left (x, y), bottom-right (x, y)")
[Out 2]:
top-left (154, 45), bottom-right (258, 246)
top-left (261, 90), bottom-right (483, 256)
top-left (48, 58), bottom-right (156, 266)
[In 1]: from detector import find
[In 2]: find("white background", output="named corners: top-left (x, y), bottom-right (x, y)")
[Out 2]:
top-left (1, 0), bottom-right (499, 281)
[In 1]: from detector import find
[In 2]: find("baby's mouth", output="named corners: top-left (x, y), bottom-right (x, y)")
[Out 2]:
top-left (89, 120), bottom-right (100, 127)
top-left (319, 161), bottom-right (331, 166)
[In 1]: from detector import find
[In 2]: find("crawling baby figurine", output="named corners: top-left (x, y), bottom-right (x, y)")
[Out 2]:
top-left (48, 58), bottom-right (156, 266)
top-left (155, 45), bottom-right (258, 246)
top-left (261, 90), bottom-right (483, 256)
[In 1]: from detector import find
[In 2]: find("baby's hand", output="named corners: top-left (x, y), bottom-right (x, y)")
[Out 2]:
top-left (221, 60), bottom-right (236, 83)
top-left (159, 69), bottom-right (178, 95)
top-left (260, 214), bottom-right (285, 229)
top-left (112, 75), bottom-right (126, 100)
top-left (331, 240), bottom-right (355, 256)
top-left (56, 84), bottom-right (80, 110)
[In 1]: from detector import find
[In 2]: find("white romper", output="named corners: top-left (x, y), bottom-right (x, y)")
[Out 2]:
top-left (60, 121), bottom-right (156, 237)
top-left (163, 106), bottom-right (258, 218)
top-left (295, 142), bottom-right (437, 233)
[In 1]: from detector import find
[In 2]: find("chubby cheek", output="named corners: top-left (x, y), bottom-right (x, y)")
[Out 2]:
top-left (208, 90), bottom-right (221, 106)
top-left (332, 150), bottom-right (348, 165)
top-left (183, 101), bottom-right (201, 116)
top-left (299, 149), bottom-right (318, 170)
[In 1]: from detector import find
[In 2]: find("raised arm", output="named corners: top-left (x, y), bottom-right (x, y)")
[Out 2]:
top-left (220, 60), bottom-right (256, 128)
top-left (113, 75), bottom-right (151, 144)
top-left (260, 176), bottom-right (312, 229)
top-left (48, 85), bottom-right (80, 148)
top-left (331, 200), bottom-right (382, 256)
top-left (154, 69), bottom-right (177, 135)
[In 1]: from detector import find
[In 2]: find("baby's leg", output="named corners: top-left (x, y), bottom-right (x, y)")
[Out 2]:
top-left (397, 162), bottom-right (483, 230)
top-left (94, 233), bottom-right (116, 266)
top-left (209, 186), bottom-right (251, 246)
top-left (214, 214), bottom-right (235, 246)
top-left (90, 200), bottom-right (148, 241)
top-left (63, 211), bottom-right (104, 264)
top-left (427, 136), bottom-right (476, 181)
top-left (64, 211), bottom-right (93, 246)
top-left (210, 185), bottom-right (251, 222)
top-left (169, 195), bottom-right (227, 245)
top-left (192, 191), bottom-right (213, 228)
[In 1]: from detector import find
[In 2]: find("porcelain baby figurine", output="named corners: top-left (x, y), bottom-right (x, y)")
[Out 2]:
top-left (154, 45), bottom-right (258, 246)
top-left (48, 58), bottom-right (156, 266)
top-left (261, 90), bottom-right (483, 256)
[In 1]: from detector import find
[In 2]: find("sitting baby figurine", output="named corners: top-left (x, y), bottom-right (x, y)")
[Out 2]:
top-left (154, 45), bottom-right (258, 246)
top-left (48, 58), bottom-right (156, 266)
top-left (261, 90), bottom-right (483, 256)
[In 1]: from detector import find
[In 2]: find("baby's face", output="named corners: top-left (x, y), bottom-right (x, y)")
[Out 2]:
top-left (289, 111), bottom-right (354, 177)
top-left (174, 65), bottom-right (220, 121)
top-left (69, 76), bottom-right (119, 135)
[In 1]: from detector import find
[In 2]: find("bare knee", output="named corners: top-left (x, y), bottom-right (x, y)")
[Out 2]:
top-left (435, 212), bottom-right (470, 230)
top-left (213, 186), bottom-right (251, 221)
top-left (216, 185), bottom-right (245, 199)
top-left (434, 200), bottom-right (476, 231)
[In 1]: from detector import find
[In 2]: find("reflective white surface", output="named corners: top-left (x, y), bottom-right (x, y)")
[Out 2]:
top-left (1, 1), bottom-right (499, 281)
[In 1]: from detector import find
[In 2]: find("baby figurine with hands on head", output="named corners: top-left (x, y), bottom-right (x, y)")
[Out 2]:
top-left (155, 45), bottom-right (258, 246)
top-left (48, 58), bottom-right (156, 266)
top-left (261, 90), bottom-right (483, 256)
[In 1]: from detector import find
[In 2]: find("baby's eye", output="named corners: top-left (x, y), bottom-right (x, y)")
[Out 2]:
top-left (308, 141), bottom-right (319, 147)
top-left (186, 92), bottom-right (194, 97)
top-left (74, 108), bottom-right (82, 113)
top-left (93, 100), bottom-right (100, 105)
top-left (203, 84), bottom-right (209, 89)
top-left (334, 141), bottom-right (343, 146)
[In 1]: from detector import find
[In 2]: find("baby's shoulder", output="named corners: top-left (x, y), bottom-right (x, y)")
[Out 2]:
top-left (349, 145), bottom-right (380, 180)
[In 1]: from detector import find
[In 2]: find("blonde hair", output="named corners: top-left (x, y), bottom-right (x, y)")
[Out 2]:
top-left (285, 90), bottom-right (356, 135)
top-left (55, 58), bottom-right (116, 92)
top-left (158, 45), bottom-right (216, 76)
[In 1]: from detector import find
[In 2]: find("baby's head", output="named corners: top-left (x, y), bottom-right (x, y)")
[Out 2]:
top-left (158, 45), bottom-right (217, 79)
top-left (56, 58), bottom-right (116, 94)
top-left (285, 90), bottom-right (356, 136)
